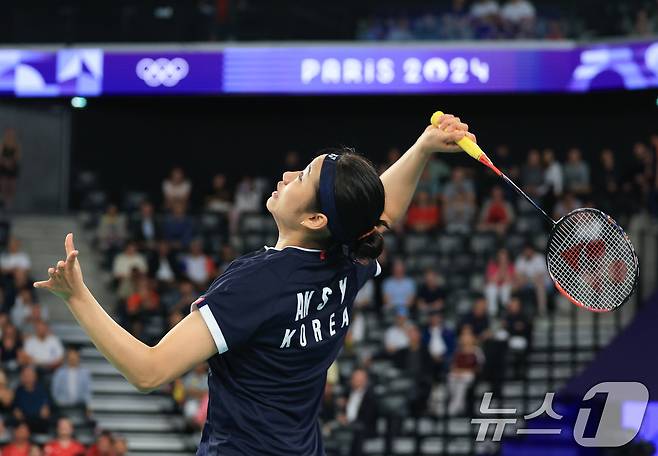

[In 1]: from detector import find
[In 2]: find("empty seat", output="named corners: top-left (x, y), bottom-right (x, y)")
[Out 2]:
top-left (392, 437), bottom-right (416, 455)
top-left (362, 437), bottom-right (385, 454)
top-left (420, 437), bottom-right (444, 454)
top-left (470, 233), bottom-right (498, 256)
top-left (437, 234), bottom-right (465, 255)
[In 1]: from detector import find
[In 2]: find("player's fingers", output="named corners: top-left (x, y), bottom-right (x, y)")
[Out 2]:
top-left (33, 279), bottom-right (52, 289)
top-left (65, 233), bottom-right (75, 256)
top-left (57, 260), bottom-right (66, 270)
top-left (466, 132), bottom-right (477, 143)
top-left (437, 114), bottom-right (454, 128)
top-left (66, 250), bottom-right (79, 269)
top-left (447, 130), bottom-right (467, 143)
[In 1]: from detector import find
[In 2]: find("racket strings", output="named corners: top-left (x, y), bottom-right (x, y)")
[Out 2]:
top-left (547, 210), bottom-right (637, 311)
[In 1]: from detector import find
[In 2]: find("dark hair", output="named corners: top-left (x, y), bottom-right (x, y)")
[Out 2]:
top-left (319, 150), bottom-right (388, 261)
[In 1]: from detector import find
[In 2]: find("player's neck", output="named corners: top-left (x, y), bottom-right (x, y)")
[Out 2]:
top-left (274, 232), bottom-right (324, 251)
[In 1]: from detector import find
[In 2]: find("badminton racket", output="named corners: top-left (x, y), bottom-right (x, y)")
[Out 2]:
top-left (431, 111), bottom-right (639, 312)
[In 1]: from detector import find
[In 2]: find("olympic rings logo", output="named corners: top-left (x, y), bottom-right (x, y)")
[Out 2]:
top-left (136, 58), bottom-right (189, 87)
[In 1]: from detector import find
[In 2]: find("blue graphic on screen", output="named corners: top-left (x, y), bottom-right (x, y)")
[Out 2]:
top-left (0, 49), bottom-right (102, 97)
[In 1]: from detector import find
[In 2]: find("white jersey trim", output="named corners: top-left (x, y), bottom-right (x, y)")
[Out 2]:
top-left (264, 245), bottom-right (322, 253)
top-left (197, 304), bottom-right (229, 354)
top-left (375, 260), bottom-right (382, 277)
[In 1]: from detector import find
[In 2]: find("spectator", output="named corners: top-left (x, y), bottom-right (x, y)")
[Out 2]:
top-left (181, 363), bottom-right (209, 429)
top-left (230, 176), bottom-right (265, 233)
top-left (0, 128), bottom-right (21, 210)
top-left (470, 0), bottom-right (501, 38)
top-left (541, 148), bottom-right (563, 200)
top-left (477, 186), bottom-right (515, 236)
top-left (44, 418), bottom-right (85, 456)
top-left (414, 13), bottom-right (441, 41)
top-left (3, 422), bottom-right (31, 456)
top-left (113, 436), bottom-right (127, 456)
top-left (441, 0), bottom-right (473, 40)
top-left (204, 173), bottom-right (232, 215)
top-left (404, 325), bottom-right (433, 416)
top-left (406, 191), bottom-right (440, 232)
top-left (111, 242), bottom-right (148, 284)
top-left (1, 237), bottom-right (31, 275)
top-left (96, 205), bottom-right (127, 262)
top-left (182, 239), bottom-right (215, 288)
top-left (382, 259), bottom-right (416, 313)
top-left (23, 320), bottom-right (64, 372)
top-left (446, 329), bottom-right (484, 415)
top-left (500, 0), bottom-right (536, 36)
top-left (85, 431), bottom-right (113, 456)
top-left (386, 18), bottom-right (414, 41)
top-left (162, 167), bottom-right (191, 210)
top-left (124, 276), bottom-right (162, 342)
top-left (163, 279), bottom-right (198, 316)
top-left (129, 201), bottom-right (160, 250)
top-left (442, 167), bottom-right (476, 205)
top-left (342, 369), bottom-right (377, 454)
top-left (416, 269), bottom-right (446, 313)
top-left (1, 323), bottom-right (25, 371)
top-left (0, 416), bottom-right (10, 444)
top-left (553, 192), bottom-right (582, 219)
top-left (51, 347), bottom-right (92, 412)
top-left (484, 248), bottom-right (515, 316)
top-left (521, 149), bottom-right (544, 198)
top-left (500, 296), bottom-right (532, 378)
top-left (595, 149), bottom-right (621, 214)
top-left (422, 310), bottom-right (455, 380)
top-left (563, 147), bottom-right (591, 196)
top-left (11, 289), bottom-right (48, 335)
top-left (444, 189), bottom-right (477, 233)
top-left (384, 309), bottom-right (413, 366)
top-left (162, 202), bottom-right (196, 250)
top-left (13, 366), bottom-right (50, 433)
top-left (457, 297), bottom-right (491, 342)
top-left (0, 369), bottom-right (15, 415)
top-left (353, 278), bottom-right (375, 310)
top-left (147, 240), bottom-right (182, 289)
top-left (514, 243), bottom-right (550, 315)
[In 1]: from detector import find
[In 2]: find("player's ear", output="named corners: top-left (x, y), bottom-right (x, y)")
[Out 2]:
top-left (301, 212), bottom-right (328, 232)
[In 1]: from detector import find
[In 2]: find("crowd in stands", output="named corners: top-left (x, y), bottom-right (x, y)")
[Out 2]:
top-left (80, 131), bottom-right (658, 451)
top-left (356, 0), bottom-right (658, 41)
top-left (0, 213), bottom-right (129, 454)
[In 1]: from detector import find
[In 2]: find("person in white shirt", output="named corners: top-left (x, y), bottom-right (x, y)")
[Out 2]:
top-left (470, 0), bottom-right (500, 20)
top-left (541, 148), bottom-right (563, 198)
top-left (0, 237), bottom-right (31, 274)
top-left (514, 243), bottom-right (550, 315)
top-left (112, 242), bottom-right (148, 281)
top-left (501, 0), bottom-right (535, 24)
top-left (182, 239), bottom-right (215, 288)
top-left (24, 320), bottom-right (64, 372)
top-left (385, 309), bottom-right (413, 359)
top-left (162, 167), bottom-right (192, 210)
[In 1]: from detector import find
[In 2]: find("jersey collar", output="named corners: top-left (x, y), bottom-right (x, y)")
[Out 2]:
top-left (264, 245), bottom-right (323, 253)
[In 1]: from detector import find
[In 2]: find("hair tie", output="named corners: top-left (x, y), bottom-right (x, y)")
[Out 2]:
top-left (357, 227), bottom-right (378, 241)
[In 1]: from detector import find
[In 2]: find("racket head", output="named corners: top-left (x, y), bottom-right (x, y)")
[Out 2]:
top-left (546, 208), bottom-right (639, 313)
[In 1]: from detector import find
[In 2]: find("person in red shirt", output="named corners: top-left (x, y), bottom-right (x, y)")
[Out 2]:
top-left (44, 418), bottom-right (85, 456)
top-left (406, 190), bottom-right (440, 232)
top-left (4, 422), bottom-right (31, 456)
top-left (85, 431), bottom-right (114, 456)
top-left (478, 185), bottom-right (515, 236)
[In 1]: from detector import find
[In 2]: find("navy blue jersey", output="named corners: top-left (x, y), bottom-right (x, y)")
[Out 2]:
top-left (192, 245), bottom-right (380, 456)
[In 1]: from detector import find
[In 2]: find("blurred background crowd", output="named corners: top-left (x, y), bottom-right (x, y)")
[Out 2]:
top-left (2, 0), bottom-right (658, 43)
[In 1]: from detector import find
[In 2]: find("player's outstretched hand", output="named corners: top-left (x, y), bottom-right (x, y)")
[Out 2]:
top-left (33, 233), bottom-right (87, 302)
top-left (416, 113), bottom-right (476, 154)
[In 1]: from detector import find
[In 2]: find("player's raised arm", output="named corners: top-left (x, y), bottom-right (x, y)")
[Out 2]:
top-left (379, 113), bottom-right (475, 227)
top-left (33, 233), bottom-right (217, 392)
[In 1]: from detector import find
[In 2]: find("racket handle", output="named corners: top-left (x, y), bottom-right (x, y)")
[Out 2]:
top-left (431, 111), bottom-right (502, 176)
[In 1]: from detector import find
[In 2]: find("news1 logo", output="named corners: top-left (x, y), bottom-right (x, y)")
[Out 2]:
top-left (472, 382), bottom-right (649, 447)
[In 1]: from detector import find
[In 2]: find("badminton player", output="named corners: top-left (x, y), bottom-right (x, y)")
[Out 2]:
top-left (34, 114), bottom-right (474, 455)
